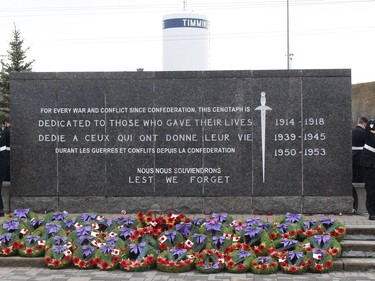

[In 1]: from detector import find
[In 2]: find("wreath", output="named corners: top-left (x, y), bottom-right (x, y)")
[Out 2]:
top-left (195, 248), bottom-right (225, 273)
top-left (297, 219), bottom-right (323, 240)
top-left (224, 244), bottom-right (256, 273)
top-left (18, 235), bottom-right (45, 257)
top-left (156, 247), bottom-right (195, 273)
top-left (94, 237), bottom-right (125, 270)
top-left (72, 245), bottom-right (97, 269)
top-left (157, 230), bottom-right (185, 252)
top-left (237, 226), bottom-right (271, 256)
top-left (278, 250), bottom-right (309, 274)
top-left (44, 236), bottom-right (73, 269)
top-left (75, 213), bottom-right (100, 225)
top-left (301, 234), bottom-right (341, 259)
top-left (0, 232), bottom-right (19, 256)
top-left (307, 249), bottom-right (334, 273)
top-left (115, 215), bottom-right (142, 230)
top-left (250, 255), bottom-right (279, 274)
top-left (8, 209), bottom-right (39, 221)
top-left (319, 218), bottom-right (346, 242)
top-left (119, 241), bottom-right (157, 272)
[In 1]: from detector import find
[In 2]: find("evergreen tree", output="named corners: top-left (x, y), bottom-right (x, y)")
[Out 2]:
top-left (0, 24), bottom-right (34, 121)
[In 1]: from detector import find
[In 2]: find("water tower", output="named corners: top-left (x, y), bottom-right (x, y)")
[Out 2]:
top-left (162, 12), bottom-right (210, 71)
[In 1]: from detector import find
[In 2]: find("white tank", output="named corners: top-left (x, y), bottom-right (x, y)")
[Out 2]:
top-left (162, 12), bottom-right (209, 71)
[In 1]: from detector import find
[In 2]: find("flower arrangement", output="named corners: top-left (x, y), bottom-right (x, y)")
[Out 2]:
top-left (94, 236), bottom-right (125, 270)
top-left (278, 250), bottom-right (309, 274)
top-left (18, 235), bottom-right (45, 257)
top-left (119, 241), bottom-right (157, 272)
top-left (319, 218), bottom-right (346, 242)
top-left (224, 244), bottom-right (255, 273)
top-left (7, 209), bottom-right (39, 221)
top-left (237, 226), bottom-right (271, 256)
top-left (157, 230), bottom-right (185, 251)
top-left (195, 248), bottom-right (225, 273)
top-left (72, 245), bottom-right (97, 269)
top-left (156, 247), bottom-right (195, 273)
top-left (44, 236), bottom-right (73, 269)
top-left (307, 249), bottom-right (334, 273)
top-left (301, 234), bottom-right (342, 259)
top-left (0, 232), bottom-right (19, 256)
top-left (250, 255), bottom-right (279, 274)
top-left (0, 210), bottom-right (346, 275)
top-left (297, 219), bottom-right (323, 240)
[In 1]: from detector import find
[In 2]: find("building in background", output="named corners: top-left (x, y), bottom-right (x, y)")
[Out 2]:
top-left (162, 12), bottom-right (209, 71)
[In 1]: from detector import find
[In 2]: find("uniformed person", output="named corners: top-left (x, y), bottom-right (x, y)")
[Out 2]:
top-left (0, 116), bottom-right (10, 217)
top-left (360, 118), bottom-right (375, 220)
top-left (352, 117), bottom-right (368, 182)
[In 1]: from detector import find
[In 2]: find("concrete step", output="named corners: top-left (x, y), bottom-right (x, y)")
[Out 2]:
top-left (341, 240), bottom-right (375, 257)
top-left (1, 257), bottom-right (375, 272)
top-left (345, 224), bottom-right (375, 240)
top-left (334, 258), bottom-right (375, 271)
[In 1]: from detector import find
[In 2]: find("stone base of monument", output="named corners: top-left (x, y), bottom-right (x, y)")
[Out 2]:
top-left (1, 182), bottom-right (10, 213)
top-left (353, 183), bottom-right (367, 215)
top-left (9, 195), bottom-right (354, 214)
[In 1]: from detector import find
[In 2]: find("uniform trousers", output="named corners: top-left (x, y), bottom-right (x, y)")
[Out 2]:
top-left (364, 167), bottom-right (375, 216)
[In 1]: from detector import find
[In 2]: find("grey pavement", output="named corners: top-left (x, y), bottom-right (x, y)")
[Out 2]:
top-left (0, 268), bottom-right (375, 281)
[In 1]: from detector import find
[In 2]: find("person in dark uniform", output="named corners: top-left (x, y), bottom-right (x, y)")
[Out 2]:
top-left (0, 116), bottom-right (10, 217)
top-left (352, 117), bottom-right (368, 182)
top-left (360, 118), bottom-right (375, 220)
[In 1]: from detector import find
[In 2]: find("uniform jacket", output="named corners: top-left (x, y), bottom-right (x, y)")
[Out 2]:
top-left (0, 127), bottom-right (10, 169)
top-left (361, 119), bottom-right (375, 168)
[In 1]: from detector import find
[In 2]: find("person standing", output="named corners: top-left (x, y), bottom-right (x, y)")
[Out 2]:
top-left (0, 116), bottom-right (10, 217)
top-left (360, 118), bottom-right (375, 220)
top-left (352, 117), bottom-right (368, 182)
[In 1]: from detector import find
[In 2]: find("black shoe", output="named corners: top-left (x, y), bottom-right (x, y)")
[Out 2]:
top-left (369, 215), bottom-right (375, 220)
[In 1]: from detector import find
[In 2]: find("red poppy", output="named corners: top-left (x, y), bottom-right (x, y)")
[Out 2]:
top-left (25, 248), bottom-right (34, 255)
top-left (325, 261), bottom-right (333, 268)
top-left (196, 261), bottom-right (204, 267)
top-left (4, 248), bottom-right (11, 255)
top-left (270, 262), bottom-right (277, 267)
top-left (269, 233), bottom-right (277, 240)
top-left (261, 264), bottom-right (268, 270)
top-left (290, 265), bottom-right (298, 272)
top-left (227, 261), bottom-right (235, 268)
top-left (79, 260), bottom-right (86, 268)
top-left (112, 256), bottom-right (119, 263)
top-left (88, 259), bottom-right (96, 266)
top-left (18, 244), bottom-right (25, 250)
top-left (37, 245), bottom-right (44, 251)
top-left (44, 256), bottom-right (52, 263)
top-left (64, 255), bottom-right (71, 261)
top-left (159, 243), bottom-right (167, 251)
top-left (243, 244), bottom-right (251, 250)
top-left (101, 261), bottom-right (110, 269)
top-left (237, 264), bottom-right (245, 270)
top-left (338, 227), bottom-right (345, 233)
top-left (53, 260), bottom-right (61, 267)
top-left (315, 264), bottom-right (323, 271)
top-left (73, 257), bottom-right (80, 264)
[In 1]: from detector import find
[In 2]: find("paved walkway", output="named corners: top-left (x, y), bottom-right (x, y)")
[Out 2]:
top-left (0, 267), bottom-right (375, 281)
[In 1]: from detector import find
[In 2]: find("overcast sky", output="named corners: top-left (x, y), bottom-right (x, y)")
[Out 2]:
top-left (0, 0), bottom-right (374, 84)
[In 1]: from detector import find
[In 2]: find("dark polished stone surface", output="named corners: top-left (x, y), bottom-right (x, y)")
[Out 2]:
top-left (10, 69), bottom-right (352, 213)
